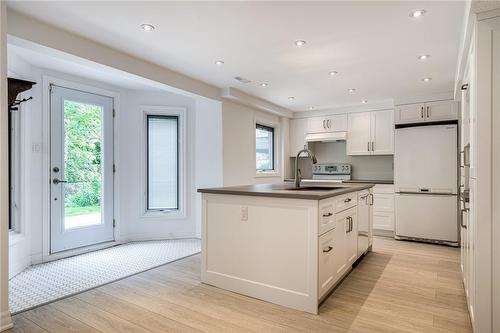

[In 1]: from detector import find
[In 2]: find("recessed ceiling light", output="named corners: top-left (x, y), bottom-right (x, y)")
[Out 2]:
top-left (215, 60), bottom-right (225, 65)
top-left (422, 77), bottom-right (432, 82)
top-left (361, 100), bottom-right (368, 104)
top-left (410, 9), bottom-right (426, 18)
top-left (329, 71), bottom-right (338, 76)
top-left (418, 54), bottom-right (431, 60)
top-left (309, 106), bottom-right (315, 110)
top-left (288, 96), bottom-right (295, 101)
top-left (294, 40), bottom-right (307, 47)
top-left (348, 88), bottom-right (356, 93)
top-left (140, 24), bottom-right (155, 31)
top-left (260, 83), bottom-right (268, 87)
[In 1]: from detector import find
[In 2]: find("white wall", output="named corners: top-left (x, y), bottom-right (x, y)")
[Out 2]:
top-left (0, 2), bottom-right (14, 330)
top-left (6, 52), bottom-right (33, 278)
top-left (222, 100), bottom-right (283, 186)
top-left (6, 50), bottom-right (223, 274)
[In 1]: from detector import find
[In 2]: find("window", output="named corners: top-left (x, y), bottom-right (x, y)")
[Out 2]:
top-left (147, 115), bottom-right (179, 211)
top-left (256, 124), bottom-right (275, 172)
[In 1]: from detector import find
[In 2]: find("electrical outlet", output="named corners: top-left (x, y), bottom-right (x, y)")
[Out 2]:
top-left (241, 206), bottom-right (248, 221)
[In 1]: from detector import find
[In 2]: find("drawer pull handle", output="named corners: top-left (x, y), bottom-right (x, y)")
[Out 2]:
top-left (322, 212), bottom-right (333, 217)
top-left (344, 198), bottom-right (352, 203)
top-left (323, 246), bottom-right (333, 253)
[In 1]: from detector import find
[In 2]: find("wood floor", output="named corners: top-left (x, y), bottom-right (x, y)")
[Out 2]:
top-left (7, 237), bottom-right (472, 333)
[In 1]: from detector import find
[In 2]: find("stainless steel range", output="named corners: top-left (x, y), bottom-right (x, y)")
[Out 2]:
top-left (312, 163), bottom-right (351, 181)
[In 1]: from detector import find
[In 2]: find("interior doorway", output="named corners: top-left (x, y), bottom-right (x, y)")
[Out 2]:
top-left (49, 85), bottom-right (114, 253)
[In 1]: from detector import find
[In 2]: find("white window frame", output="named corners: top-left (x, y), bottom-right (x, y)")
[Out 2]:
top-left (141, 106), bottom-right (186, 218)
top-left (254, 117), bottom-right (281, 178)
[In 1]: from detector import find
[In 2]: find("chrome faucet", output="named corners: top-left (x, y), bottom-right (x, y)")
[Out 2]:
top-left (295, 145), bottom-right (317, 188)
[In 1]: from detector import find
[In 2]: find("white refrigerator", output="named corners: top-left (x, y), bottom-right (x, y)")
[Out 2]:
top-left (394, 123), bottom-right (458, 245)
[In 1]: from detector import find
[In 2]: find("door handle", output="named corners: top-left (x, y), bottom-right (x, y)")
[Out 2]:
top-left (460, 208), bottom-right (468, 229)
top-left (369, 193), bottom-right (374, 205)
top-left (371, 141), bottom-right (375, 151)
top-left (346, 217), bottom-right (350, 233)
top-left (327, 119), bottom-right (331, 128)
top-left (52, 178), bottom-right (68, 185)
top-left (426, 106), bottom-right (430, 118)
top-left (350, 217), bottom-right (353, 232)
top-left (323, 120), bottom-right (326, 129)
top-left (323, 246), bottom-right (333, 253)
top-left (367, 142), bottom-right (370, 151)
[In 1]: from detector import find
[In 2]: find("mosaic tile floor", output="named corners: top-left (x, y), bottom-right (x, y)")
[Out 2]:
top-left (9, 238), bottom-right (201, 314)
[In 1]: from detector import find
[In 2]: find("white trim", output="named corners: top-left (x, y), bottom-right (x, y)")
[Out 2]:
top-left (41, 74), bottom-right (121, 261)
top-left (254, 117), bottom-right (281, 178)
top-left (140, 105), bottom-right (187, 220)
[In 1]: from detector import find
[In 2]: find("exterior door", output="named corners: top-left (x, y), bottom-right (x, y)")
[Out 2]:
top-left (50, 85), bottom-right (114, 253)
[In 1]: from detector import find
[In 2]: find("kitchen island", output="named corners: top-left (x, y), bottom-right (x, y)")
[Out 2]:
top-left (198, 183), bottom-right (374, 314)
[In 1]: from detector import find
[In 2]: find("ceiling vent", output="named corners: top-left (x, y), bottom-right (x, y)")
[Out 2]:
top-left (234, 76), bottom-right (252, 84)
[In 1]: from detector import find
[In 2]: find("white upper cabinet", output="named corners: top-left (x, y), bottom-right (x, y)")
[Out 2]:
top-left (371, 110), bottom-right (394, 155)
top-left (289, 118), bottom-right (308, 157)
top-left (395, 100), bottom-right (457, 124)
top-left (346, 112), bottom-right (371, 155)
top-left (425, 101), bottom-right (458, 122)
top-left (394, 103), bottom-right (425, 124)
top-left (307, 114), bottom-right (347, 133)
top-left (347, 110), bottom-right (394, 156)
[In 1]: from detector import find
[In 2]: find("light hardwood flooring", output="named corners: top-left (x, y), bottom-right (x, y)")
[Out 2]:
top-left (8, 237), bottom-right (472, 333)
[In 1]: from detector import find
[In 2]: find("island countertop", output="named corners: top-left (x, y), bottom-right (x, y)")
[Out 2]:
top-left (197, 182), bottom-right (373, 200)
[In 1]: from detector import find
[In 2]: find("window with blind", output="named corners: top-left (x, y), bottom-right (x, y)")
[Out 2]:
top-left (147, 115), bottom-right (179, 211)
top-left (256, 123), bottom-right (275, 172)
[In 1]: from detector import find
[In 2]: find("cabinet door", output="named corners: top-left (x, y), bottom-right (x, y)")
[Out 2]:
top-left (344, 209), bottom-right (358, 266)
top-left (325, 114), bottom-right (348, 132)
top-left (333, 213), bottom-right (347, 278)
top-left (373, 192), bottom-right (394, 231)
top-left (425, 101), bottom-right (457, 122)
top-left (395, 103), bottom-right (425, 124)
top-left (307, 117), bottom-right (327, 133)
top-left (371, 110), bottom-right (394, 155)
top-left (347, 112), bottom-right (371, 155)
top-left (289, 118), bottom-right (308, 157)
top-left (318, 229), bottom-right (336, 298)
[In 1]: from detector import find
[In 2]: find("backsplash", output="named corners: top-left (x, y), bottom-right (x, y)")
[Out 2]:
top-left (292, 141), bottom-right (394, 181)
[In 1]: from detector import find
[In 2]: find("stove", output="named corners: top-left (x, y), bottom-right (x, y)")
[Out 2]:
top-left (312, 163), bottom-right (351, 181)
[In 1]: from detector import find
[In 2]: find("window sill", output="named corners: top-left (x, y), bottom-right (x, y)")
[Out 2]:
top-left (142, 209), bottom-right (186, 220)
top-left (255, 171), bottom-right (281, 178)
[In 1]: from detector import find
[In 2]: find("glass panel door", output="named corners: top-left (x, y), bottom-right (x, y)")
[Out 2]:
top-left (50, 85), bottom-right (114, 253)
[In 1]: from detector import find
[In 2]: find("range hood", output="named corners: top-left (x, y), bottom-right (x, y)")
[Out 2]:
top-left (305, 131), bottom-right (347, 142)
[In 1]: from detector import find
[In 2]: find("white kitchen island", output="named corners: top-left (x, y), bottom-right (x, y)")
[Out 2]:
top-left (198, 183), bottom-right (374, 314)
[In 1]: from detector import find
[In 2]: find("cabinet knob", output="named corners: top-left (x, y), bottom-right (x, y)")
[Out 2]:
top-left (322, 212), bottom-right (333, 217)
top-left (344, 198), bottom-right (352, 203)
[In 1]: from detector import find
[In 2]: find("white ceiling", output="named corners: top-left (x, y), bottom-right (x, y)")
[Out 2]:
top-left (6, 1), bottom-right (466, 111)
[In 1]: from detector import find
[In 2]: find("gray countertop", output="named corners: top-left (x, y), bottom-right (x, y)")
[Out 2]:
top-left (197, 183), bottom-right (373, 200)
top-left (284, 178), bottom-right (394, 185)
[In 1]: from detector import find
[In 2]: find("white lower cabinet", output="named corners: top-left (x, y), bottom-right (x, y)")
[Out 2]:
top-left (372, 184), bottom-right (395, 232)
top-left (318, 195), bottom-right (363, 299)
top-left (318, 229), bottom-right (336, 297)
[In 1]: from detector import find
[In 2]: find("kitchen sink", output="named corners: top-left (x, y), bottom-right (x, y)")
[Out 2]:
top-left (285, 186), bottom-right (343, 191)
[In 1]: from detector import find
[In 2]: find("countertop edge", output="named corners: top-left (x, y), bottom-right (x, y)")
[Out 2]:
top-left (197, 184), bottom-right (374, 200)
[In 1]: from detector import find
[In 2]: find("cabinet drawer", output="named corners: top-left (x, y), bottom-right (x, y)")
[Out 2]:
top-left (335, 192), bottom-right (357, 213)
top-left (373, 193), bottom-right (394, 212)
top-left (318, 228), bottom-right (336, 298)
top-left (373, 212), bottom-right (394, 231)
top-left (319, 203), bottom-right (335, 235)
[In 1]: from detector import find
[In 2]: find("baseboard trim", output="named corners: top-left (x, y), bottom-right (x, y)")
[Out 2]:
top-left (0, 311), bottom-right (13, 332)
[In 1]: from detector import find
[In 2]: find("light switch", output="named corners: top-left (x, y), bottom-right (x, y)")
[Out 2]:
top-left (241, 206), bottom-right (248, 221)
